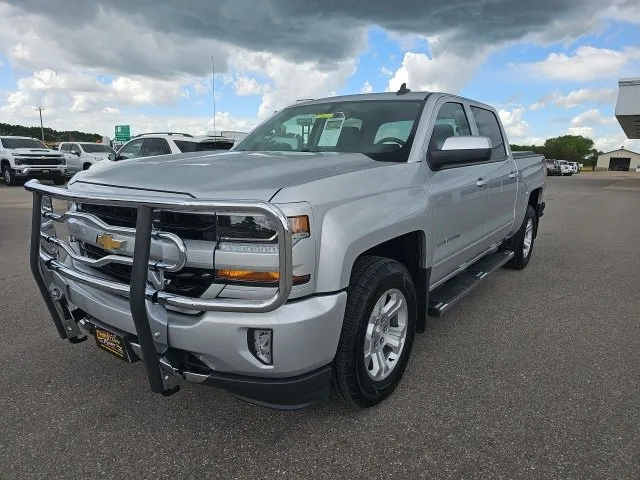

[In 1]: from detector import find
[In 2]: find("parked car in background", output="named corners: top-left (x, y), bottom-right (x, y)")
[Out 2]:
top-left (58, 142), bottom-right (116, 175)
top-left (25, 89), bottom-right (546, 409)
top-left (557, 160), bottom-right (573, 176)
top-left (1, 136), bottom-right (66, 186)
top-left (112, 133), bottom-right (235, 161)
top-left (569, 161), bottom-right (579, 174)
top-left (546, 159), bottom-right (561, 176)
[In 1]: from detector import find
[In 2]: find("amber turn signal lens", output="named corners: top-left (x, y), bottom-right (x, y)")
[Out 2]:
top-left (288, 215), bottom-right (310, 235)
top-left (215, 269), bottom-right (310, 286)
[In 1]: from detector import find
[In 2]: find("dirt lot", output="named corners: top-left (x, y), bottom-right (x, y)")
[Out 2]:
top-left (1, 173), bottom-right (639, 479)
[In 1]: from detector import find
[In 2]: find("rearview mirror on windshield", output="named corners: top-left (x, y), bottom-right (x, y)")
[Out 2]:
top-left (429, 135), bottom-right (492, 170)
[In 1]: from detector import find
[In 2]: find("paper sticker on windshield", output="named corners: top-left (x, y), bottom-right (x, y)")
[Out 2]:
top-left (317, 114), bottom-right (345, 147)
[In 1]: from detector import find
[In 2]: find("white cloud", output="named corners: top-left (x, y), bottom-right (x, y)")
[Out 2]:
top-left (233, 76), bottom-right (269, 96)
top-left (604, 2), bottom-right (640, 25)
top-left (568, 126), bottom-right (595, 137)
top-left (571, 109), bottom-right (617, 127)
top-left (517, 45), bottom-right (640, 81)
top-left (499, 107), bottom-right (530, 138)
top-left (0, 69), bottom-right (189, 118)
top-left (231, 50), bottom-right (356, 118)
top-left (554, 88), bottom-right (618, 108)
top-left (388, 49), bottom-right (488, 93)
top-left (360, 81), bottom-right (373, 94)
top-left (594, 134), bottom-right (640, 153)
top-left (530, 87), bottom-right (618, 110)
top-left (379, 66), bottom-right (393, 77)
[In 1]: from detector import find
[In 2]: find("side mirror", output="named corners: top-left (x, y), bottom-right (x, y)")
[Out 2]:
top-left (73, 150), bottom-right (81, 156)
top-left (108, 153), bottom-right (116, 161)
top-left (429, 135), bottom-right (492, 170)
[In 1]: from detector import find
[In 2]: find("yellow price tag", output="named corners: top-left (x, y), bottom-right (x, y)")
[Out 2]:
top-left (315, 113), bottom-right (333, 119)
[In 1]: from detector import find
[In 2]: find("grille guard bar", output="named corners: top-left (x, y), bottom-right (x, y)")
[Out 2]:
top-left (25, 179), bottom-right (293, 396)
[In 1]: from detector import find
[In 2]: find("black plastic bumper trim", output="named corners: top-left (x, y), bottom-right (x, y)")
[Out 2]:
top-left (203, 364), bottom-right (332, 410)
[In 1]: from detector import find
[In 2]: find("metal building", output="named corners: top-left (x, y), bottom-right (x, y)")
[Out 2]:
top-left (615, 78), bottom-right (640, 139)
top-left (596, 148), bottom-right (640, 172)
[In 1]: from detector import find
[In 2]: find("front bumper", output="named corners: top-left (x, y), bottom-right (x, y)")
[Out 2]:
top-left (13, 167), bottom-right (66, 178)
top-left (25, 179), bottom-right (345, 409)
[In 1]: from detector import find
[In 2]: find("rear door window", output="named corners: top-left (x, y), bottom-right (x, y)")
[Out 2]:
top-left (470, 106), bottom-right (507, 161)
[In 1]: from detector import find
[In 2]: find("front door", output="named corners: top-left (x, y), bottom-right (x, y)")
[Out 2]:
top-left (427, 101), bottom-right (493, 286)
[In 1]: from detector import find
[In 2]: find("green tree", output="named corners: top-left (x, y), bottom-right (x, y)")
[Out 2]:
top-left (0, 122), bottom-right (101, 143)
top-left (543, 135), bottom-right (594, 163)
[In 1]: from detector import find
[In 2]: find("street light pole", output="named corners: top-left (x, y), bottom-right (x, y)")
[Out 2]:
top-left (35, 106), bottom-right (45, 141)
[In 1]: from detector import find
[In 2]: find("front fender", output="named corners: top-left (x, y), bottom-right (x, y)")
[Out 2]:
top-left (315, 187), bottom-right (430, 292)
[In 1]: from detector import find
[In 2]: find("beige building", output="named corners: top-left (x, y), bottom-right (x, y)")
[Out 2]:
top-left (596, 148), bottom-right (640, 172)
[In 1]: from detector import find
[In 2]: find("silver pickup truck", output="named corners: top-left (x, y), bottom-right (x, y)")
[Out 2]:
top-left (26, 87), bottom-right (546, 409)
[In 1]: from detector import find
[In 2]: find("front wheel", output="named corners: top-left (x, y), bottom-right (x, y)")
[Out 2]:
top-left (504, 204), bottom-right (537, 270)
top-left (2, 167), bottom-right (18, 186)
top-left (331, 256), bottom-right (417, 408)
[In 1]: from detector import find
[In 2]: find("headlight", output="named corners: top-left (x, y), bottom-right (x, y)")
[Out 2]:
top-left (14, 159), bottom-right (22, 165)
top-left (59, 158), bottom-right (66, 165)
top-left (216, 214), bottom-right (310, 244)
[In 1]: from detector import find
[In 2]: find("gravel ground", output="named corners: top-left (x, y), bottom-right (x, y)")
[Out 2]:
top-left (0, 173), bottom-right (639, 480)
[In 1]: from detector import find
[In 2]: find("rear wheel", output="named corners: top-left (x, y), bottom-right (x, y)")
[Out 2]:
top-left (331, 256), bottom-right (417, 408)
top-left (504, 204), bottom-right (537, 270)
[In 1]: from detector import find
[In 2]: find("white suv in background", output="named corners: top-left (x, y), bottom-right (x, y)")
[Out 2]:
top-left (58, 142), bottom-right (116, 175)
top-left (112, 133), bottom-right (235, 161)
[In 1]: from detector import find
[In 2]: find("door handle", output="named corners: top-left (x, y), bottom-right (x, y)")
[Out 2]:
top-left (508, 171), bottom-right (518, 179)
top-left (476, 178), bottom-right (488, 188)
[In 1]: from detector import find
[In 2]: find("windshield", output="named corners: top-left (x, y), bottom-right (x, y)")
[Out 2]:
top-left (81, 144), bottom-right (115, 154)
top-left (234, 99), bottom-right (425, 162)
top-left (1, 138), bottom-right (47, 149)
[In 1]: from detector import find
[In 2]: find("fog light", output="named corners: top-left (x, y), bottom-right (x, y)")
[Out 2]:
top-left (248, 328), bottom-right (273, 365)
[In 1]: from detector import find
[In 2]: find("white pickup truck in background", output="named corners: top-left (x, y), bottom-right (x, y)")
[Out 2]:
top-left (1, 136), bottom-right (67, 186)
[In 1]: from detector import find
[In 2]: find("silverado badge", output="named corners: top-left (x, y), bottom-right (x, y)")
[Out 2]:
top-left (96, 233), bottom-right (126, 251)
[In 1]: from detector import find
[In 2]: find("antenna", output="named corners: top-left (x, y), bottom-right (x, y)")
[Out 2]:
top-left (396, 83), bottom-right (411, 95)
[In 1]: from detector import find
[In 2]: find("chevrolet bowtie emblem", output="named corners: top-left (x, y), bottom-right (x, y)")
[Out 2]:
top-left (96, 233), bottom-right (126, 251)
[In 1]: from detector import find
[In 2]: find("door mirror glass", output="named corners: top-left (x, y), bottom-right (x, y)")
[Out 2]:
top-left (429, 136), bottom-right (492, 170)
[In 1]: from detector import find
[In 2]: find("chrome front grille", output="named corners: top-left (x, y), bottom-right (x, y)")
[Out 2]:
top-left (82, 242), bottom-right (216, 297)
top-left (78, 203), bottom-right (217, 241)
top-left (18, 157), bottom-right (62, 166)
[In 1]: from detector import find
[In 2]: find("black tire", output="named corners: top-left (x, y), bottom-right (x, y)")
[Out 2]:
top-left (2, 166), bottom-right (18, 186)
top-left (53, 177), bottom-right (66, 185)
top-left (331, 256), bottom-right (417, 408)
top-left (503, 204), bottom-right (537, 270)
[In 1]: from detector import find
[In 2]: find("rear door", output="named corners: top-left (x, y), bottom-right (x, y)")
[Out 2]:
top-left (469, 105), bottom-right (517, 245)
top-left (427, 100), bottom-right (494, 286)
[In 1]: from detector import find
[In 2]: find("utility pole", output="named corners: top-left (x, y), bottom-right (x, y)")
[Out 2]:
top-left (35, 106), bottom-right (45, 141)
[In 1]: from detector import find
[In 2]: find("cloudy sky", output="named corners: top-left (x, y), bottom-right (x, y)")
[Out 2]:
top-left (1, 0), bottom-right (639, 152)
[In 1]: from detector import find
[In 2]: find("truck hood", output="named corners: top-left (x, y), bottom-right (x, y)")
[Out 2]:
top-left (70, 150), bottom-right (392, 200)
top-left (11, 148), bottom-right (63, 156)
